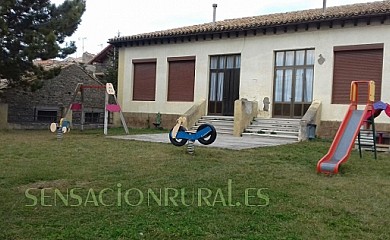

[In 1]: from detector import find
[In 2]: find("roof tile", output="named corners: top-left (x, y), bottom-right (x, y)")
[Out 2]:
top-left (109, 1), bottom-right (390, 43)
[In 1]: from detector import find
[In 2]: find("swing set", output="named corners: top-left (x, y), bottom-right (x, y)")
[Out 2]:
top-left (50, 83), bottom-right (128, 135)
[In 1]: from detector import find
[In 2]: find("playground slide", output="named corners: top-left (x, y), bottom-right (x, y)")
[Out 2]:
top-left (317, 104), bottom-right (369, 174)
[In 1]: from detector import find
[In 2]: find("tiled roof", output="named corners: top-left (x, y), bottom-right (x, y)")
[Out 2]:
top-left (109, 1), bottom-right (390, 44)
top-left (88, 45), bottom-right (113, 64)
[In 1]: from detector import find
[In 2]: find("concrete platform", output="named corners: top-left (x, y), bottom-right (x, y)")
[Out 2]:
top-left (108, 133), bottom-right (297, 150)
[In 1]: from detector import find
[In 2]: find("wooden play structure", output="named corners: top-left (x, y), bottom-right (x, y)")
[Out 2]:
top-left (55, 83), bottom-right (128, 135)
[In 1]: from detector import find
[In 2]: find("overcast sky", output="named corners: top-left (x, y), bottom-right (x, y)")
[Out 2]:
top-left (50, 0), bottom-right (380, 58)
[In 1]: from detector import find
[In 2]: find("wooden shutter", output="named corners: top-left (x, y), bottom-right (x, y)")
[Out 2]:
top-left (332, 44), bottom-right (383, 104)
top-left (167, 57), bottom-right (195, 102)
top-left (133, 59), bottom-right (156, 101)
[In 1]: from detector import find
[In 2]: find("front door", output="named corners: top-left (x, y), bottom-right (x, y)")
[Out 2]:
top-left (208, 55), bottom-right (240, 116)
top-left (273, 49), bottom-right (315, 118)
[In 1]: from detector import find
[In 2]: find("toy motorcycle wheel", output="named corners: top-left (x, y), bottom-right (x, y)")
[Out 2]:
top-left (169, 126), bottom-right (188, 147)
top-left (197, 124), bottom-right (217, 145)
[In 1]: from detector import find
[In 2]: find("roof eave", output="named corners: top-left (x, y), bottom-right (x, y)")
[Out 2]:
top-left (108, 12), bottom-right (389, 46)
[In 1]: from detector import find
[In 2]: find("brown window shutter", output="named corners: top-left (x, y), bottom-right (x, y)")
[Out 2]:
top-left (133, 61), bottom-right (156, 101)
top-left (332, 47), bottom-right (383, 104)
top-left (167, 58), bottom-right (195, 102)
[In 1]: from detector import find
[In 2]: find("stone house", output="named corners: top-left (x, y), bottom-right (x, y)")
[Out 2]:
top-left (87, 44), bottom-right (115, 80)
top-left (0, 62), bottom-right (106, 129)
top-left (108, 1), bottom-right (390, 138)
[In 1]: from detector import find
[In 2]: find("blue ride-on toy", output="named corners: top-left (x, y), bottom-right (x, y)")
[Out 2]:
top-left (169, 117), bottom-right (217, 147)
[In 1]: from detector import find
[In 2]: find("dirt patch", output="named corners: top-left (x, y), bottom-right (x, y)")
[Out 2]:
top-left (18, 179), bottom-right (90, 192)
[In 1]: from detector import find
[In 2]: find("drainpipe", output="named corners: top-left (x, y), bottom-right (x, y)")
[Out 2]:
top-left (212, 3), bottom-right (217, 23)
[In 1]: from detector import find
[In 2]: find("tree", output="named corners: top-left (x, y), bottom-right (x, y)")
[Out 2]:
top-left (0, 0), bottom-right (86, 89)
top-left (102, 46), bottom-right (118, 91)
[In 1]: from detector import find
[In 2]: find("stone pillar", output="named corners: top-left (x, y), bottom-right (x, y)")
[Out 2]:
top-left (233, 99), bottom-right (258, 137)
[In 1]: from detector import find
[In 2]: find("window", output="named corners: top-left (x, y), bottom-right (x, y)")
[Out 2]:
top-left (85, 112), bottom-right (101, 123)
top-left (273, 49), bottom-right (315, 118)
top-left (36, 109), bottom-right (58, 122)
top-left (167, 56), bottom-right (196, 102)
top-left (332, 44), bottom-right (383, 104)
top-left (132, 59), bottom-right (157, 101)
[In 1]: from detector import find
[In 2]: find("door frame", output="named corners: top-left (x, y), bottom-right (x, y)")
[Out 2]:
top-left (208, 54), bottom-right (241, 116)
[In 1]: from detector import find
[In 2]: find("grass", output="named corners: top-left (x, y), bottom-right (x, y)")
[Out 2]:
top-left (0, 128), bottom-right (389, 239)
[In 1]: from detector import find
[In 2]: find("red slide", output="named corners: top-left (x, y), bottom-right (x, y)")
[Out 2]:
top-left (316, 105), bottom-right (369, 174)
top-left (317, 81), bottom-right (375, 174)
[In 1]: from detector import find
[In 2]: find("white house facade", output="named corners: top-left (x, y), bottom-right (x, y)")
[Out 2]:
top-left (109, 1), bottom-right (390, 136)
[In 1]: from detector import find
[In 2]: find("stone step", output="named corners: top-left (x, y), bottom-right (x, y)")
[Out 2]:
top-left (193, 115), bottom-right (234, 135)
top-left (242, 132), bottom-right (299, 140)
top-left (250, 119), bottom-right (300, 129)
top-left (197, 119), bottom-right (234, 126)
top-left (250, 121), bottom-right (300, 126)
top-left (242, 117), bottom-right (300, 141)
top-left (192, 124), bottom-right (233, 131)
top-left (246, 125), bottom-right (299, 132)
top-left (253, 117), bottom-right (301, 123)
top-left (201, 115), bottom-right (234, 121)
top-left (244, 128), bottom-right (299, 136)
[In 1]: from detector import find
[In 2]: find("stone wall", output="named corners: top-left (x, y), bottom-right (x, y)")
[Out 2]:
top-left (122, 112), bottom-right (181, 130)
top-left (1, 64), bottom-right (105, 128)
top-left (318, 121), bottom-right (390, 139)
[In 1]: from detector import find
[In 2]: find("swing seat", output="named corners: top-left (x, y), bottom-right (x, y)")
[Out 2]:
top-left (71, 103), bottom-right (82, 111)
top-left (106, 104), bottom-right (121, 112)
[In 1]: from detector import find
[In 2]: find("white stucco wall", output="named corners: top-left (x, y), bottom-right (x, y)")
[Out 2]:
top-left (117, 21), bottom-right (390, 124)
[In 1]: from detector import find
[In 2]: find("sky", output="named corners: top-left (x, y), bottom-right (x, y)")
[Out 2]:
top-left (50, 0), bottom-right (381, 58)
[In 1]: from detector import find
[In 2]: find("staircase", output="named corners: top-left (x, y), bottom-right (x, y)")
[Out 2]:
top-left (192, 116), bottom-right (234, 135)
top-left (242, 118), bottom-right (300, 141)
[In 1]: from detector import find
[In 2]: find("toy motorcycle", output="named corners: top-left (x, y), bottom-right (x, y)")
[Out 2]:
top-left (169, 117), bottom-right (217, 146)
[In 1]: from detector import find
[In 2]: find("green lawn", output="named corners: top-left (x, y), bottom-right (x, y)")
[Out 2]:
top-left (0, 129), bottom-right (389, 239)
